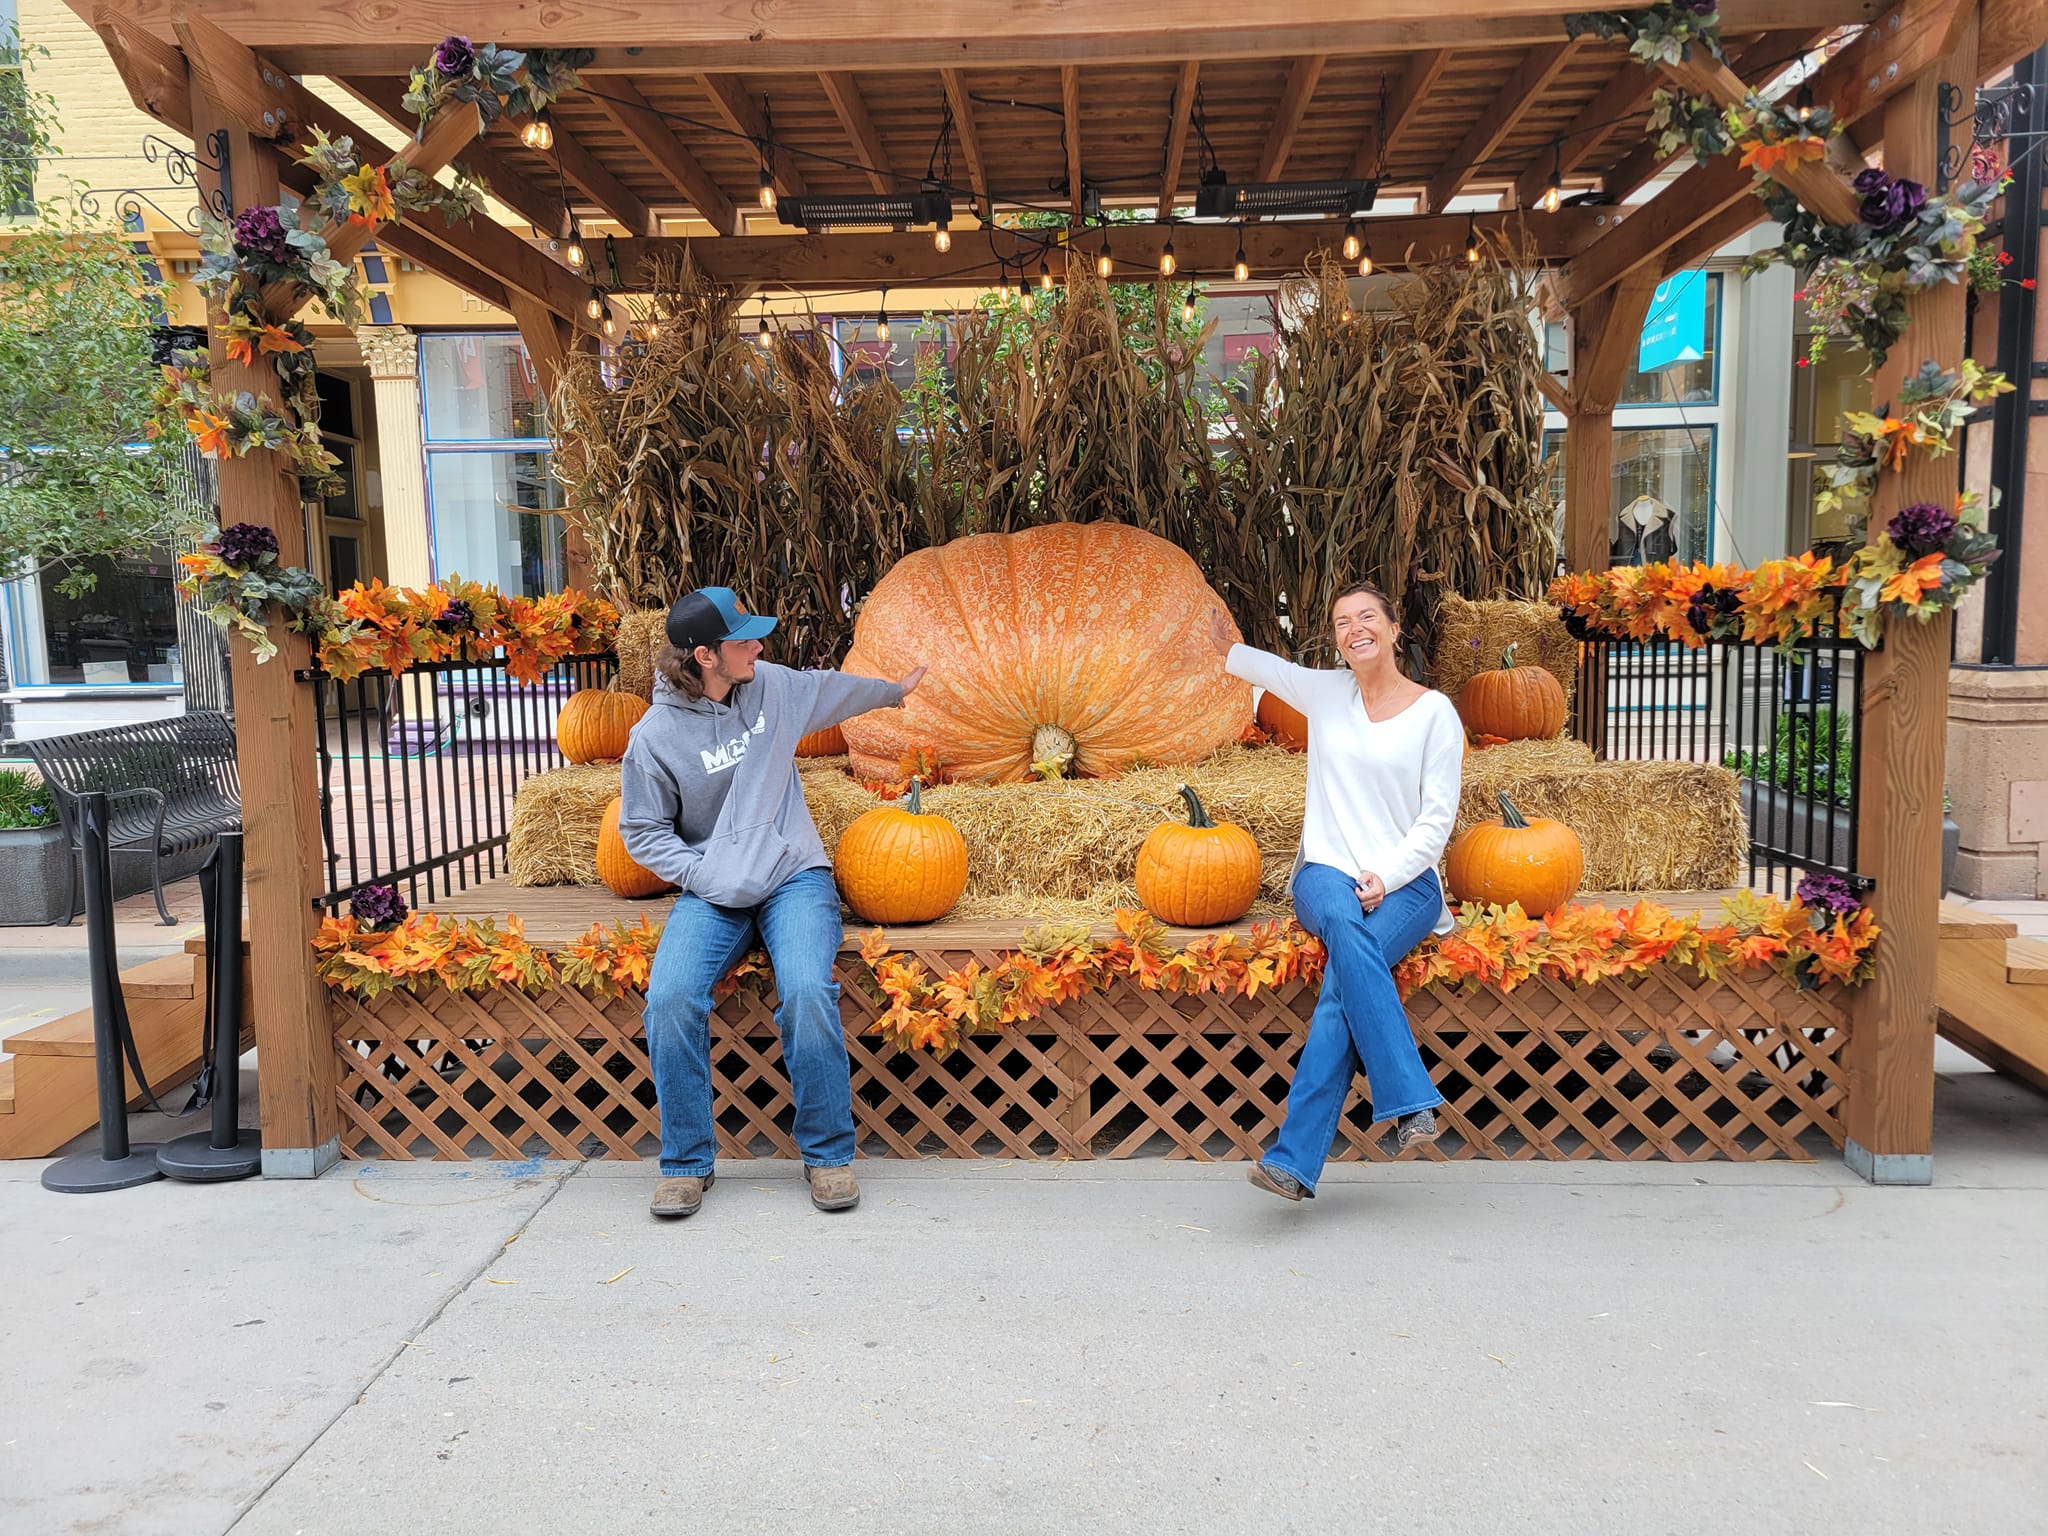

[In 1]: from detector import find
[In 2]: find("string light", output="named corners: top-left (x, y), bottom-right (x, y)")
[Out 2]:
top-left (1096, 231), bottom-right (1113, 280)
top-left (1342, 220), bottom-right (1361, 262)
top-left (1233, 228), bottom-right (1249, 284)
top-left (1180, 287), bottom-right (1197, 325)
top-left (757, 164), bottom-right (776, 212)
top-left (1465, 217), bottom-right (1480, 265)
top-left (520, 109), bottom-right (554, 152)
top-left (1795, 83), bottom-right (1816, 123)
top-left (565, 217), bottom-right (586, 270)
top-left (934, 225), bottom-right (952, 253)
top-left (1358, 242), bottom-right (1374, 278)
top-left (1020, 285), bottom-right (1034, 315)
top-left (1341, 302), bottom-right (1354, 323)
top-left (876, 289), bottom-right (891, 344)
top-left (1039, 259), bottom-right (1054, 291)
top-left (584, 285), bottom-right (605, 321)
top-left (757, 301), bottom-right (772, 347)
top-left (645, 320), bottom-right (660, 341)
top-left (1540, 143), bottom-right (1563, 214)
top-left (997, 263), bottom-right (1012, 303)
top-left (1159, 234), bottom-right (1177, 278)
top-left (602, 304), bottom-right (618, 339)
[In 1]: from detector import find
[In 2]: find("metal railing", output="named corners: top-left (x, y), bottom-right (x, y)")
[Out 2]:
top-left (303, 651), bottom-right (617, 912)
top-left (1569, 607), bottom-right (1870, 899)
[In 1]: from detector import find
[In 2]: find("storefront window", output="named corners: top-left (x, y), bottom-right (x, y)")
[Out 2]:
top-left (9, 550), bottom-right (183, 685)
top-left (419, 333), bottom-right (565, 595)
top-left (1615, 274), bottom-right (1720, 407)
top-left (1545, 426), bottom-right (1718, 566)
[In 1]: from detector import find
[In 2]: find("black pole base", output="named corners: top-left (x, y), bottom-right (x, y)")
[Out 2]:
top-left (41, 1145), bottom-right (166, 1194)
top-left (157, 1129), bottom-right (263, 1182)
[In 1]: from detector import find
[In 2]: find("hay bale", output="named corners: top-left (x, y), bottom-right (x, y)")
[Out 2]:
top-left (1456, 755), bottom-right (1746, 891)
top-left (615, 609), bottom-right (667, 702)
top-left (508, 762), bottom-right (623, 886)
top-left (1430, 593), bottom-right (1576, 709)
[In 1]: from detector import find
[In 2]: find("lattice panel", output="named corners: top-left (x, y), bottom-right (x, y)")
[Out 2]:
top-left (331, 960), bottom-right (1848, 1163)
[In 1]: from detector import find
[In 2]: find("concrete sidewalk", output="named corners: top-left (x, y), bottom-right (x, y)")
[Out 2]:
top-left (2, 1054), bottom-right (2043, 1536)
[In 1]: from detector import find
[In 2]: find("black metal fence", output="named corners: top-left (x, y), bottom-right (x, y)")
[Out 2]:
top-left (303, 652), bottom-right (617, 913)
top-left (1569, 615), bottom-right (1871, 899)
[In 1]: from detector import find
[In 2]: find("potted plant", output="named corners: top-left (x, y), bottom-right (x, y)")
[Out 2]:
top-left (0, 768), bottom-right (70, 925)
top-left (1726, 709), bottom-right (1856, 868)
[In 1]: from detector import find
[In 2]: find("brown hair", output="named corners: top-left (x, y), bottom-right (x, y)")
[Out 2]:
top-left (1330, 581), bottom-right (1398, 625)
top-left (654, 643), bottom-right (708, 701)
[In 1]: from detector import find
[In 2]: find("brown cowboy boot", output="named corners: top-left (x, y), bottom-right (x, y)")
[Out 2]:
top-left (649, 1171), bottom-right (714, 1219)
top-left (804, 1164), bottom-right (860, 1212)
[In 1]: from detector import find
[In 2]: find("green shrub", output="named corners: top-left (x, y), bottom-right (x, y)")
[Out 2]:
top-left (0, 768), bottom-right (56, 830)
top-left (1724, 709), bottom-right (1854, 808)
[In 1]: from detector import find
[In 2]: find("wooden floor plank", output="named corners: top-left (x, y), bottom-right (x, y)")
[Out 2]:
top-left (1941, 900), bottom-right (2021, 942)
top-left (2007, 937), bottom-right (2048, 985)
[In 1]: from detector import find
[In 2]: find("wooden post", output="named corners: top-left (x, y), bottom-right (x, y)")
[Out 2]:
top-left (508, 293), bottom-right (595, 593)
top-left (1843, 4), bottom-right (1979, 1185)
top-left (189, 80), bottom-right (341, 1178)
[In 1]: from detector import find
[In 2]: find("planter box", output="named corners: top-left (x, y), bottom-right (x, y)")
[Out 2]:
top-left (1740, 780), bottom-right (1854, 871)
top-left (0, 825), bottom-right (72, 926)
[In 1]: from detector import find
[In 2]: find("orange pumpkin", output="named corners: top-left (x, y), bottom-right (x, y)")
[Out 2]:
top-left (1256, 691), bottom-right (1308, 752)
top-left (1454, 643), bottom-right (1566, 742)
top-left (596, 796), bottom-right (673, 899)
top-left (1135, 786), bottom-right (1263, 927)
top-left (840, 524), bottom-right (1252, 782)
top-left (833, 779), bottom-right (970, 924)
top-left (557, 687), bottom-right (651, 763)
top-left (1443, 792), bottom-right (1584, 916)
top-left (797, 722), bottom-right (847, 757)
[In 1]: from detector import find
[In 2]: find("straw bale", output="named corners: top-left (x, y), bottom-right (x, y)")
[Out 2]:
top-left (1457, 754), bottom-right (1746, 891)
top-left (615, 609), bottom-right (667, 702)
top-left (1430, 593), bottom-right (1576, 708)
top-left (508, 762), bottom-right (623, 886)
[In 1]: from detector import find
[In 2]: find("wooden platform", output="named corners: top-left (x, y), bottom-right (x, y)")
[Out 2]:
top-left (1937, 900), bottom-right (2048, 1096)
top-left (416, 876), bottom-right (1756, 949)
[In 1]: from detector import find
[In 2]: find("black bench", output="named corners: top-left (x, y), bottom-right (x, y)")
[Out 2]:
top-left (26, 711), bottom-right (242, 926)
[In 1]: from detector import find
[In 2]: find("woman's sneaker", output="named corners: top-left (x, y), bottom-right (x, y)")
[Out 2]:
top-left (1393, 1110), bottom-right (1442, 1153)
top-left (1246, 1161), bottom-right (1310, 1201)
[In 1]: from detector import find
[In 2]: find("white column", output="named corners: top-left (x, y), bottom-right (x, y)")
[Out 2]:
top-left (353, 325), bottom-right (432, 589)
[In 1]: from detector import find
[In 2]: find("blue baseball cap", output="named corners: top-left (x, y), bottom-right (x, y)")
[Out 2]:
top-left (665, 586), bottom-right (778, 652)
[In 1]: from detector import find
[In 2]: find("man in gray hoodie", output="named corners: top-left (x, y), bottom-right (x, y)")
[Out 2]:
top-left (619, 586), bottom-right (924, 1220)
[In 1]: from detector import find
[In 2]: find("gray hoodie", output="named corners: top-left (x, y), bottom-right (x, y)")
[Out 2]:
top-left (617, 661), bottom-right (904, 909)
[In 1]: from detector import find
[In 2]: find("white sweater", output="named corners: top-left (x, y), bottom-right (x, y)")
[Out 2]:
top-left (1227, 643), bottom-right (1465, 935)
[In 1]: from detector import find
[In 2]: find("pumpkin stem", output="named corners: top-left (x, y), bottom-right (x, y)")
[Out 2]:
top-left (1178, 785), bottom-right (1215, 828)
top-left (1498, 641), bottom-right (1520, 671)
top-left (906, 776), bottom-right (924, 816)
top-left (1496, 791), bottom-right (1530, 829)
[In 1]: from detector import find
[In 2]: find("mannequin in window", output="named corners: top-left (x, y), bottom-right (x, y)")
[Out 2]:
top-left (1610, 493), bottom-right (1678, 566)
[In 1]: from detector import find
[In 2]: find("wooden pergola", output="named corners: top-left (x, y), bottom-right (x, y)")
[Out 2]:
top-left (74, 0), bottom-right (2048, 1180)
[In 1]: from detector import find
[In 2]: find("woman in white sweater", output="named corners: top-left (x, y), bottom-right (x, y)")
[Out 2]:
top-left (1206, 583), bottom-right (1464, 1200)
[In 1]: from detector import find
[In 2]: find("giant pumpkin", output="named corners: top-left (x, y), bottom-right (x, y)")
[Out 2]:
top-left (840, 524), bottom-right (1253, 782)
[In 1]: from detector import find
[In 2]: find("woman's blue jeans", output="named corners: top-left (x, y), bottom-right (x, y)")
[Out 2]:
top-left (1265, 863), bottom-right (1445, 1193)
top-left (643, 866), bottom-right (854, 1176)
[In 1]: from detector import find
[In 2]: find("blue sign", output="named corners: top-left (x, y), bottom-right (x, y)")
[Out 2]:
top-left (1637, 271), bottom-right (1707, 374)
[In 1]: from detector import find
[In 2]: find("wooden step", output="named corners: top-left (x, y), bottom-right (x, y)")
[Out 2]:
top-left (1939, 900), bottom-right (2020, 942)
top-left (1938, 932), bottom-right (2048, 1096)
top-left (2010, 937), bottom-right (2048, 986)
top-left (0, 1055), bottom-right (14, 1115)
top-left (118, 953), bottom-right (200, 1001)
top-left (4, 954), bottom-right (220, 1056)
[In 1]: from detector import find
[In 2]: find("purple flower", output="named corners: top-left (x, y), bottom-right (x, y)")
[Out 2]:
top-left (215, 521), bottom-right (280, 567)
top-left (1797, 871), bottom-right (1862, 921)
top-left (1852, 167), bottom-right (1890, 196)
top-left (1685, 0), bottom-right (1717, 15)
top-left (1858, 172), bottom-right (1928, 232)
top-left (230, 205), bottom-right (292, 266)
top-left (435, 599), bottom-right (474, 633)
top-left (350, 883), bottom-right (408, 929)
top-left (433, 35), bottom-right (475, 78)
top-left (1887, 501), bottom-right (1959, 556)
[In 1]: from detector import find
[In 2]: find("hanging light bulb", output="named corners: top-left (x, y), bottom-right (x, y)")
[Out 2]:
top-left (876, 290), bottom-right (891, 344)
top-left (758, 164), bottom-right (776, 212)
top-left (1358, 243), bottom-right (1374, 278)
top-left (645, 320), bottom-right (661, 341)
top-left (584, 285), bottom-right (605, 321)
top-left (1096, 232), bottom-right (1113, 280)
top-left (1233, 228), bottom-right (1249, 284)
top-left (1039, 258), bottom-right (1054, 291)
top-left (1795, 83), bottom-right (1816, 123)
top-left (1465, 219), bottom-right (1480, 265)
top-left (1342, 220), bottom-right (1362, 262)
top-left (1159, 235), bottom-right (1177, 278)
top-left (1180, 287), bottom-right (1197, 325)
top-left (1540, 142), bottom-right (1563, 214)
top-left (602, 305), bottom-right (618, 339)
top-left (1020, 286), bottom-right (1034, 315)
top-left (1341, 303), bottom-right (1354, 323)
top-left (565, 217), bottom-right (586, 270)
top-left (934, 225), bottom-right (952, 253)
top-left (997, 264), bottom-right (1012, 303)
top-left (521, 109), bottom-right (554, 152)
top-left (757, 306), bottom-right (772, 348)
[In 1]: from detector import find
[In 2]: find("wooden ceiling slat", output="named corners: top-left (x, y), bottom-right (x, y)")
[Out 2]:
top-left (1255, 54), bottom-right (1328, 181)
top-left (595, 77), bottom-right (741, 233)
top-left (1061, 65), bottom-right (1084, 216)
top-left (819, 72), bottom-right (899, 193)
top-left (700, 75), bottom-right (809, 199)
top-left (1380, 49), bottom-right (1451, 171)
top-left (1157, 61), bottom-right (1201, 218)
top-left (941, 70), bottom-right (991, 216)
top-left (1424, 39), bottom-right (1580, 210)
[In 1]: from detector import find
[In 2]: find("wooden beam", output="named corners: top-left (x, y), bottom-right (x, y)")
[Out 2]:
top-left (1380, 49), bottom-right (1452, 169)
top-left (548, 114), bottom-right (661, 236)
top-left (1561, 271), bottom-right (1659, 579)
top-left (93, 4), bottom-right (193, 133)
top-left (699, 75), bottom-right (808, 199)
top-left (1536, 369), bottom-right (1574, 415)
top-left (940, 70), bottom-right (990, 216)
top-left (1062, 65), bottom-right (1085, 217)
top-left (1601, 28), bottom-right (1827, 204)
top-left (1845, 4), bottom-right (1979, 1185)
top-left (1573, 269), bottom-right (1660, 416)
top-left (1157, 60), bottom-right (1200, 218)
top-left (820, 71), bottom-right (898, 193)
top-left (1569, 0), bottom-right (1973, 307)
top-left (337, 76), bottom-right (563, 234)
top-left (596, 76), bottom-right (740, 234)
top-left (1511, 51), bottom-right (1663, 211)
top-left (1656, 190), bottom-right (1770, 276)
top-left (1425, 40), bottom-right (1578, 213)
top-left (1256, 54), bottom-right (1328, 182)
top-left (368, 221), bottom-right (513, 310)
top-left (1658, 51), bottom-right (1861, 225)
top-left (609, 209), bottom-right (1608, 288)
top-left (129, 0), bottom-right (1875, 72)
top-left (170, 6), bottom-right (296, 143)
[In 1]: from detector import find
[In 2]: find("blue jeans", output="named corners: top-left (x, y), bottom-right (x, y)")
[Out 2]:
top-left (1265, 863), bottom-right (1445, 1192)
top-left (643, 865), bottom-right (853, 1176)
